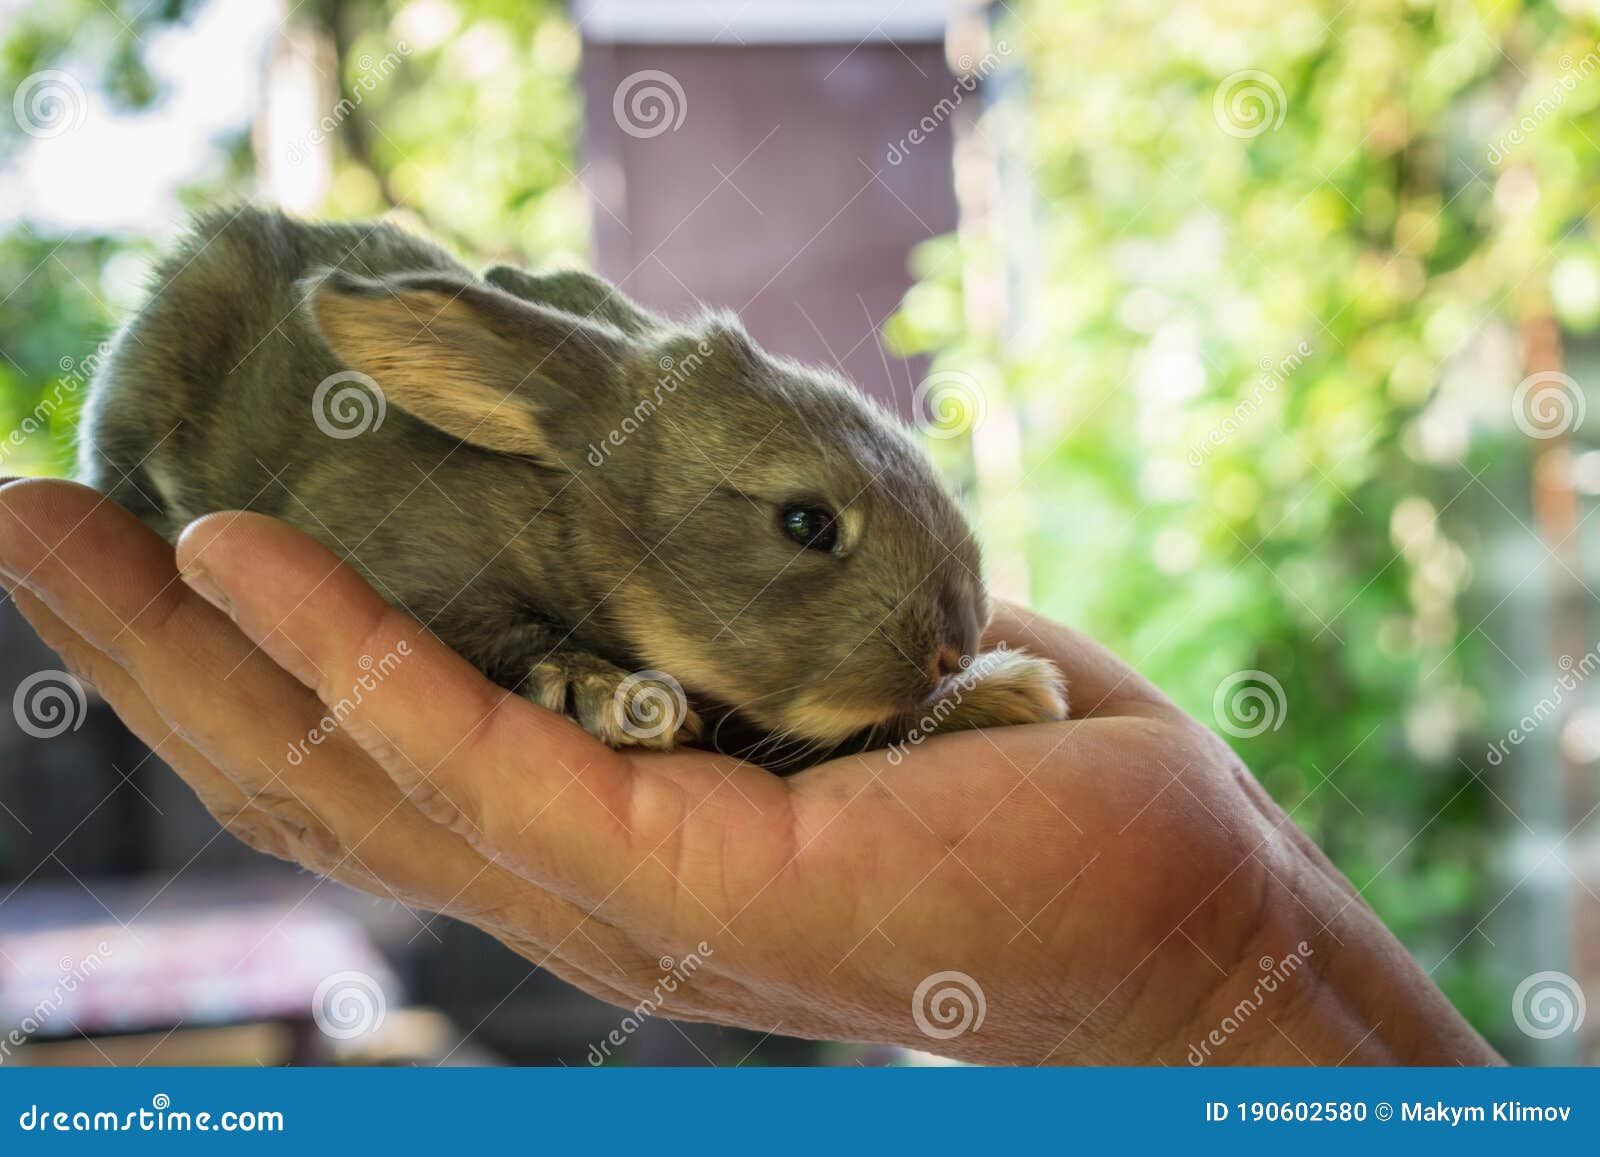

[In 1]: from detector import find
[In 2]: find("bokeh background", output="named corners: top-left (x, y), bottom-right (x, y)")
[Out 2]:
top-left (1, 0), bottom-right (1597, 1065)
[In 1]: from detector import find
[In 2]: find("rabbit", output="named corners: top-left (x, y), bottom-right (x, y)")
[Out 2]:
top-left (77, 206), bottom-right (1067, 770)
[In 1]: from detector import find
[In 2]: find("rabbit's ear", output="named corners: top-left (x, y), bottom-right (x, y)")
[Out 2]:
top-left (302, 267), bottom-right (627, 459)
top-left (483, 265), bottom-right (666, 338)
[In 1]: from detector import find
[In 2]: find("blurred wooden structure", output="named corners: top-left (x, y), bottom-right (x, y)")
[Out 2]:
top-left (576, 0), bottom-right (960, 415)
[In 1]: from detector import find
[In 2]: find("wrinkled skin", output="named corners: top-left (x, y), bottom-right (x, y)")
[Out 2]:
top-left (0, 478), bottom-right (1499, 1065)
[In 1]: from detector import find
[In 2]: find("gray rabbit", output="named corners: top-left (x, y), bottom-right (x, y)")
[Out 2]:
top-left (78, 207), bottom-right (1066, 768)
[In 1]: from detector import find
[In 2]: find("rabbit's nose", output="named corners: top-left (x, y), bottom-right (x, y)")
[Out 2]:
top-left (925, 581), bottom-right (982, 687)
top-left (938, 580), bottom-right (983, 653)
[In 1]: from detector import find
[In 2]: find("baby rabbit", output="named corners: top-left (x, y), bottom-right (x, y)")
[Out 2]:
top-left (78, 207), bottom-right (1066, 768)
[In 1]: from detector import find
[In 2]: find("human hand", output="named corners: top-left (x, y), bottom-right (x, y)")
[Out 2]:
top-left (0, 478), bottom-right (1499, 1065)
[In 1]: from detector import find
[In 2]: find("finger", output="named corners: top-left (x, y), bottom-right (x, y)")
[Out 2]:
top-left (0, 482), bottom-right (639, 955)
top-left (986, 600), bottom-right (1181, 720)
top-left (2, 536), bottom-right (650, 983)
top-left (11, 555), bottom-right (676, 998)
top-left (7, 593), bottom-right (671, 997)
top-left (0, 485), bottom-right (401, 879)
top-left (174, 510), bottom-right (688, 907)
top-left (0, 483), bottom-right (352, 822)
top-left (9, 582), bottom-right (674, 998)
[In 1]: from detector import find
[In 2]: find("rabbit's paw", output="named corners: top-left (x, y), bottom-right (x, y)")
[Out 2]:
top-left (523, 653), bottom-right (703, 751)
top-left (920, 649), bottom-right (1069, 735)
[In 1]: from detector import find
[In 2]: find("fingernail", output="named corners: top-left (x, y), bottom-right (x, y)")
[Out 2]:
top-left (181, 565), bottom-right (232, 618)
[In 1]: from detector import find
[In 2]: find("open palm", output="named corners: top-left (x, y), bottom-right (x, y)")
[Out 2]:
top-left (0, 478), bottom-right (1495, 1065)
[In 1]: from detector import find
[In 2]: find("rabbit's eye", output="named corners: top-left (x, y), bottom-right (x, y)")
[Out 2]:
top-left (780, 504), bottom-right (839, 553)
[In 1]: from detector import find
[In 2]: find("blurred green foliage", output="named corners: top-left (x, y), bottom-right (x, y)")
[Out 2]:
top-left (2, 0), bottom-right (203, 475)
top-left (889, 0), bottom-right (1600, 1044)
top-left (0, 0), bottom-right (582, 474)
top-left (316, 0), bottom-right (587, 260)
